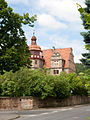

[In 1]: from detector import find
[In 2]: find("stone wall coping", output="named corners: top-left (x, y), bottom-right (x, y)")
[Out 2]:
top-left (0, 96), bottom-right (34, 99)
top-left (0, 95), bottom-right (89, 99)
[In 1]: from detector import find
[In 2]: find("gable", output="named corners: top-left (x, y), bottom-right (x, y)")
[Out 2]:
top-left (51, 51), bottom-right (62, 60)
top-left (42, 48), bottom-right (72, 68)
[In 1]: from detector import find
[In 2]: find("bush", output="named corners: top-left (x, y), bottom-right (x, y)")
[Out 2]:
top-left (67, 73), bottom-right (88, 96)
top-left (0, 68), bottom-right (32, 97)
top-left (53, 72), bottom-right (71, 98)
top-left (0, 74), bottom-right (3, 96)
top-left (0, 68), bottom-right (88, 99)
top-left (1, 71), bottom-right (15, 96)
top-left (27, 69), bottom-right (55, 99)
top-left (81, 69), bottom-right (90, 96)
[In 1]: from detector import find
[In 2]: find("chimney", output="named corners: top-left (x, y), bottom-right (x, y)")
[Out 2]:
top-left (52, 46), bottom-right (55, 51)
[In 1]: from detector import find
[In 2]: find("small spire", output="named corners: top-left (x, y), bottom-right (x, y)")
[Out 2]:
top-left (31, 30), bottom-right (37, 45)
top-left (52, 46), bottom-right (55, 50)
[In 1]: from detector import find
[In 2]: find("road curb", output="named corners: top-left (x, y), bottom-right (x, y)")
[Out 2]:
top-left (8, 115), bottom-right (20, 120)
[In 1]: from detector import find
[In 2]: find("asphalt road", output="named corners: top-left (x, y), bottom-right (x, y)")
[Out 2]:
top-left (17, 105), bottom-right (90, 120)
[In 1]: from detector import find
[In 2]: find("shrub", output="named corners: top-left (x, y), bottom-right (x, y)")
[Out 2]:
top-left (0, 68), bottom-right (88, 99)
top-left (53, 72), bottom-right (71, 98)
top-left (1, 71), bottom-right (15, 96)
top-left (0, 67), bottom-right (34, 97)
top-left (67, 73), bottom-right (88, 96)
top-left (28, 69), bottom-right (55, 99)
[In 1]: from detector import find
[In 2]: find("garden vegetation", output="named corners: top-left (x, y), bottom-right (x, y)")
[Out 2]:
top-left (0, 67), bottom-right (89, 99)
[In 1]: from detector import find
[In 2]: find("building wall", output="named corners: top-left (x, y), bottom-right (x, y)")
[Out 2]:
top-left (51, 59), bottom-right (63, 68)
top-left (64, 68), bottom-right (69, 73)
top-left (30, 48), bottom-right (75, 74)
top-left (0, 96), bottom-right (90, 110)
top-left (31, 59), bottom-right (44, 69)
top-left (50, 52), bottom-right (64, 75)
top-left (67, 52), bottom-right (75, 73)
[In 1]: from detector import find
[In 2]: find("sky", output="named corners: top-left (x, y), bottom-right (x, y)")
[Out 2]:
top-left (6, 0), bottom-right (86, 63)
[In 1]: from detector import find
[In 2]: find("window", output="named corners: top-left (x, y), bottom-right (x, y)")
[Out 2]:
top-left (34, 51), bottom-right (36, 55)
top-left (54, 61), bottom-right (59, 65)
top-left (37, 51), bottom-right (39, 56)
top-left (30, 51), bottom-right (33, 55)
top-left (35, 60), bottom-right (37, 64)
top-left (53, 70), bottom-right (59, 74)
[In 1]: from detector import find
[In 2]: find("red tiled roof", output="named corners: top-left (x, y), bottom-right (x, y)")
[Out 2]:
top-left (29, 45), bottom-right (41, 51)
top-left (42, 48), bottom-right (72, 68)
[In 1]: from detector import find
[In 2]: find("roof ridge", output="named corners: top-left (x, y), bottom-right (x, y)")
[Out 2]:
top-left (42, 47), bottom-right (72, 51)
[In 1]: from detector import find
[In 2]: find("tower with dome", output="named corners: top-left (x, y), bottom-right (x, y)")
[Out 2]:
top-left (29, 35), bottom-right (44, 69)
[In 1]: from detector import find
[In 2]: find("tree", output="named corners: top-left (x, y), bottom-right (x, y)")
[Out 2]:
top-left (75, 63), bottom-right (86, 74)
top-left (0, 0), bottom-right (36, 74)
top-left (82, 69), bottom-right (90, 96)
top-left (77, 0), bottom-right (90, 69)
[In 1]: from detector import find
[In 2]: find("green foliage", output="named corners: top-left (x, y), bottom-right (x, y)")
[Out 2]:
top-left (77, 0), bottom-right (90, 68)
top-left (67, 73), bottom-right (88, 96)
top-left (0, 68), bottom-right (55, 98)
top-left (0, 74), bottom-right (3, 96)
top-left (54, 72), bottom-right (70, 98)
top-left (77, 2), bottom-right (90, 30)
top-left (0, 68), bottom-right (31, 96)
top-left (29, 70), bottom-right (55, 99)
top-left (82, 69), bottom-right (90, 96)
top-left (1, 71), bottom-right (16, 96)
top-left (0, 68), bottom-right (89, 99)
top-left (75, 63), bottom-right (86, 74)
top-left (0, 0), bottom-right (37, 74)
top-left (71, 76), bottom-right (88, 96)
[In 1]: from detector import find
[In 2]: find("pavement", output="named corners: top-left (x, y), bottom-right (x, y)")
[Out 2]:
top-left (17, 104), bottom-right (90, 120)
top-left (0, 110), bottom-right (20, 120)
top-left (0, 104), bottom-right (90, 120)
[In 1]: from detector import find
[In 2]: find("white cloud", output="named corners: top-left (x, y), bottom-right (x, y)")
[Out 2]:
top-left (6, 0), bottom-right (30, 6)
top-left (38, 0), bottom-right (83, 22)
top-left (41, 46), bottom-right (49, 50)
top-left (37, 0), bottom-right (85, 31)
top-left (68, 21), bottom-right (84, 32)
top-left (37, 14), bottom-right (67, 30)
top-left (48, 34), bottom-right (86, 63)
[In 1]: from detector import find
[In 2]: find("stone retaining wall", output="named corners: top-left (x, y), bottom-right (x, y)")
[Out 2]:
top-left (0, 96), bottom-right (90, 110)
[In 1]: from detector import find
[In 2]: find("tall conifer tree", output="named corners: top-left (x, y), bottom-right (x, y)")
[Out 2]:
top-left (79, 0), bottom-right (90, 69)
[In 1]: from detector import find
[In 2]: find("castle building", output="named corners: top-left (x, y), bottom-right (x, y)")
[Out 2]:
top-left (29, 35), bottom-right (75, 74)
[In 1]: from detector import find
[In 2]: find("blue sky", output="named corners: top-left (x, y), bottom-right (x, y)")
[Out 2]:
top-left (6, 0), bottom-right (86, 63)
